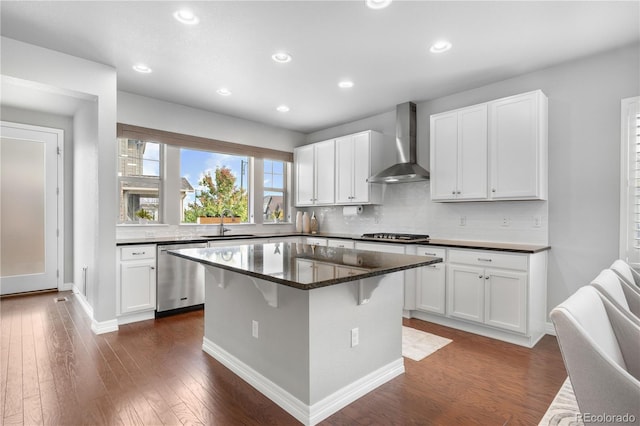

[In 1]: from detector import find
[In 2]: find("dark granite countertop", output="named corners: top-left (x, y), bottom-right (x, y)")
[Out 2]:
top-left (168, 241), bottom-right (441, 290)
top-left (117, 232), bottom-right (549, 253)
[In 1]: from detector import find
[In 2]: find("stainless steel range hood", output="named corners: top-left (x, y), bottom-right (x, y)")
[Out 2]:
top-left (367, 102), bottom-right (430, 184)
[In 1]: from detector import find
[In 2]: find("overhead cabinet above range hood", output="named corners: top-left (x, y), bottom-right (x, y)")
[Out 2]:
top-left (367, 101), bottom-right (430, 184)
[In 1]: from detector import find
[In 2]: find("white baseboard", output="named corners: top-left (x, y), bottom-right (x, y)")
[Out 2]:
top-left (202, 337), bottom-right (404, 426)
top-left (545, 321), bottom-right (556, 336)
top-left (117, 310), bottom-right (155, 325)
top-left (59, 282), bottom-right (74, 291)
top-left (72, 286), bottom-right (119, 335)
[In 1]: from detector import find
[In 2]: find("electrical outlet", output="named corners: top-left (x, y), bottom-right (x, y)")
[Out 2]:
top-left (501, 217), bottom-right (510, 227)
top-left (459, 216), bottom-right (466, 226)
top-left (351, 328), bottom-right (359, 347)
top-left (252, 320), bottom-right (259, 339)
top-left (533, 216), bottom-right (542, 228)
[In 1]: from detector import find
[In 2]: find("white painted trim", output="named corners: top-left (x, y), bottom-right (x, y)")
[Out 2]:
top-left (410, 310), bottom-right (543, 348)
top-left (203, 337), bottom-right (404, 426)
top-left (72, 285), bottom-right (93, 317)
top-left (545, 321), bottom-right (556, 336)
top-left (117, 310), bottom-right (155, 325)
top-left (91, 319), bottom-right (119, 335)
top-left (60, 282), bottom-right (74, 291)
top-left (72, 286), bottom-right (119, 334)
top-left (619, 97), bottom-right (640, 263)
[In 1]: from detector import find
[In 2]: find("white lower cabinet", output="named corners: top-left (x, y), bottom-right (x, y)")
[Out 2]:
top-left (407, 246), bottom-right (447, 315)
top-left (410, 246), bottom-right (547, 348)
top-left (117, 245), bottom-right (157, 318)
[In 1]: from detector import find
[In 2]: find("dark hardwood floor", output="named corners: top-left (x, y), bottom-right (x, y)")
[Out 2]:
top-left (1, 290), bottom-right (566, 425)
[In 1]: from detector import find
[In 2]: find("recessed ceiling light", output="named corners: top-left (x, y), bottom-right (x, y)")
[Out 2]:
top-left (173, 9), bottom-right (199, 25)
top-left (216, 88), bottom-right (232, 96)
top-left (133, 64), bottom-right (152, 73)
top-left (366, 0), bottom-right (392, 10)
top-left (430, 40), bottom-right (452, 53)
top-left (276, 105), bottom-right (290, 113)
top-left (338, 81), bottom-right (354, 89)
top-left (271, 52), bottom-right (292, 63)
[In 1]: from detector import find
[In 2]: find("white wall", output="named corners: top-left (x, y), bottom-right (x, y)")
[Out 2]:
top-left (0, 106), bottom-right (74, 284)
top-left (305, 42), bottom-right (640, 314)
top-left (1, 37), bottom-right (118, 324)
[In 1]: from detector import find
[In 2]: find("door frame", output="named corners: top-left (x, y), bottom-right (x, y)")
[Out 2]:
top-left (1, 120), bottom-right (64, 292)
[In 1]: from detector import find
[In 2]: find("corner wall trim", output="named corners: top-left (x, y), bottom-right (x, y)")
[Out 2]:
top-left (545, 321), bottom-right (556, 336)
top-left (72, 286), bottom-right (119, 335)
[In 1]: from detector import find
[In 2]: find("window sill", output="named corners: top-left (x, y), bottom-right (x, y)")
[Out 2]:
top-left (117, 223), bottom-right (170, 227)
top-left (263, 222), bottom-right (293, 226)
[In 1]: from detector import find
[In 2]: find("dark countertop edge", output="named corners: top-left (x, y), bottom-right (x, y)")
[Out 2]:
top-left (117, 233), bottom-right (550, 254)
top-left (168, 250), bottom-right (441, 290)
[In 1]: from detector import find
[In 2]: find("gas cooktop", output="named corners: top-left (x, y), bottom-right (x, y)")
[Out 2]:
top-left (360, 233), bottom-right (430, 242)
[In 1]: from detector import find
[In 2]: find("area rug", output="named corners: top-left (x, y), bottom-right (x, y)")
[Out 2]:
top-left (538, 377), bottom-right (583, 426)
top-left (402, 326), bottom-right (452, 361)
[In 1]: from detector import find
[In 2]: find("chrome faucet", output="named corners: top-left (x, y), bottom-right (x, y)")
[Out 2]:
top-left (219, 208), bottom-right (234, 236)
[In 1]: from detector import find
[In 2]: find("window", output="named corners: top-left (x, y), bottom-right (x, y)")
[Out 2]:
top-left (117, 139), bottom-right (161, 223)
top-left (620, 97), bottom-right (640, 267)
top-left (117, 123), bottom-right (293, 226)
top-left (180, 148), bottom-right (250, 224)
top-left (263, 159), bottom-right (287, 223)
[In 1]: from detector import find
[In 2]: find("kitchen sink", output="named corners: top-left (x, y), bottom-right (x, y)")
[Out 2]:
top-left (201, 234), bottom-right (256, 239)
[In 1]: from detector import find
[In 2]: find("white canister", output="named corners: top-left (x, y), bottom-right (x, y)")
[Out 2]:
top-left (302, 212), bottom-right (310, 233)
top-left (295, 211), bottom-right (303, 233)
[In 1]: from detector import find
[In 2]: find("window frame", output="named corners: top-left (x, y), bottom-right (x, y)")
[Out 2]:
top-left (117, 138), bottom-right (163, 224)
top-left (619, 96), bottom-right (640, 267)
top-left (263, 159), bottom-right (288, 223)
top-left (116, 124), bottom-right (293, 227)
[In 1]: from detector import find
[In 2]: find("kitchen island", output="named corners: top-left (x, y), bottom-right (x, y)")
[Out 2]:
top-left (169, 241), bottom-right (440, 426)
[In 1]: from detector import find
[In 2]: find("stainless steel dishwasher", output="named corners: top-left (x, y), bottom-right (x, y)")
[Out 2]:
top-left (156, 242), bottom-right (207, 316)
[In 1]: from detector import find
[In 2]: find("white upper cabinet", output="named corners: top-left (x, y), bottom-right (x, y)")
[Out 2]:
top-left (430, 90), bottom-right (547, 202)
top-left (294, 139), bottom-right (335, 206)
top-left (430, 105), bottom-right (488, 200)
top-left (335, 130), bottom-right (384, 204)
top-left (489, 91), bottom-right (548, 200)
top-left (297, 130), bottom-right (386, 207)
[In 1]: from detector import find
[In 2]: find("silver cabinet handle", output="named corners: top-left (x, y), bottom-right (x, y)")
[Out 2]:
top-left (485, 275), bottom-right (489, 280)
top-left (423, 252), bottom-right (437, 256)
top-left (452, 190), bottom-right (456, 195)
top-left (478, 274), bottom-right (483, 279)
top-left (492, 188), bottom-right (496, 192)
top-left (132, 252), bottom-right (145, 256)
top-left (456, 191), bottom-right (461, 194)
top-left (478, 258), bottom-right (492, 262)
top-left (159, 248), bottom-right (167, 252)
top-left (150, 266), bottom-right (155, 270)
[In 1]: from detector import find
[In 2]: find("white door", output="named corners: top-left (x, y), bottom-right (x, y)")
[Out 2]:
top-left (458, 104), bottom-right (488, 200)
top-left (351, 132), bottom-right (371, 203)
top-left (430, 111), bottom-right (459, 200)
top-left (313, 139), bottom-right (335, 205)
top-left (335, 135), bottom-right (353, 204)
top-left (447, 264), bottom-right (484, 323)
top-left (1, 122), bottom-right (61, 295)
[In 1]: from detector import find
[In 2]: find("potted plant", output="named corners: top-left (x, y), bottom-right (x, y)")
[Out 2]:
top-left (135, 208), bottom-right (153, 224)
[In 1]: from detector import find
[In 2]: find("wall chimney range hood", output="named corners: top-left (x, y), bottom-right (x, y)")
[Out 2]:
top-left (367, 102), bottom-right (430, 184)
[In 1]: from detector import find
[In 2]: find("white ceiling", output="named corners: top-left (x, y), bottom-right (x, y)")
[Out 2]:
top-left (1, 1), bottom-right (638, 133)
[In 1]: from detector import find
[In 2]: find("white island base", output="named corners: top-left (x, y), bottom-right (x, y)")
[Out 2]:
top-left (201, 266), bottom-right (405, 425)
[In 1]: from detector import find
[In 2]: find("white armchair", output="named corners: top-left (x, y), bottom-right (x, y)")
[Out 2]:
top-left (550, 286), bottom-right (640, 421)
top-left (610, 259), bottom-right (640, 289)
top-left (590, 269), bottom-right (640, 326)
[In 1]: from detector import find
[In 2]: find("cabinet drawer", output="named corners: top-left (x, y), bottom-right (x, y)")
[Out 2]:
top-left (306, 237), bottom-right (327, 246)
top-left (327, 239), bottom-right (355, 249)
top-left (121, 245), bottom-right (156, 261)
top-left (414, 246), bottom-right (446, 261)
top-left (448, 249), bottom-right (526, 271)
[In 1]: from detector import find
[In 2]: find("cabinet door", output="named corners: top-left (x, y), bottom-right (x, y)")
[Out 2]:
top-left (458, 105), bottom-right (488, 200)
top-left (120, 260), bottom-right (156, 314)
top-left (314, 140), bottom-right (335, 204)
top-left (430, 111), bottom-right (459, 200)
top-left (295, 145), bottom-right (315, 206)
top-left (351, 132), bottom-right (371, 203)
top-left (447, 264), bottom-right (484, 323)
top-left (484, 269), bottom-right (527, 333)
top-left (335, 135), bottom-right (354, 204)
top-left (489, 92), bottom-right (541, 199)
top-left (416, 263), bottom-right (446, 314)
